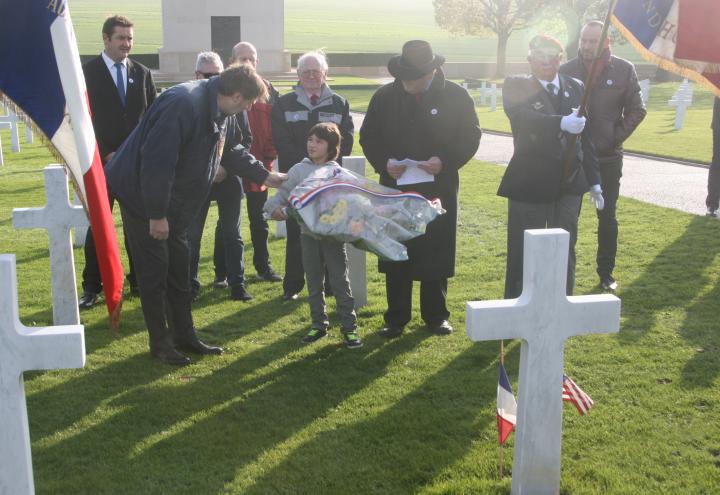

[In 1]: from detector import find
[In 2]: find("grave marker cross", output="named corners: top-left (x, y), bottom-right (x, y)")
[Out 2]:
top-left (13, 165), bottom-right (87, 325)
top-left (466, 229), bottom-right (621, 495)
top-left (0, 254), bottom-right (85, 495)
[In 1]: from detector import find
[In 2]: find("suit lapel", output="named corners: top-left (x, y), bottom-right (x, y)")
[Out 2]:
top-left (557, 75), bottom-right (574, 115)
top-left (126, 59), bottom-right (140, 108)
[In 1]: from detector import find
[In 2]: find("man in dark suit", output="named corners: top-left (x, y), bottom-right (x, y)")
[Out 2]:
top-left (79, 15), bottom-right (156, 309)
top-left (498, 34), bottom-right (602, 299)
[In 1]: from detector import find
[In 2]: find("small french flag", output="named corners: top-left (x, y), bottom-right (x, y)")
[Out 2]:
top-left (497, 362), bottom-right (517, 445)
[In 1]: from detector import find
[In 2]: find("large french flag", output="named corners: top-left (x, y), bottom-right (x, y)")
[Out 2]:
top-left (497, 362), bottom-right (517, 445)
top-left (612, 0), bottom-right (720, 96)
top-left (0, 0), bottom-right (124, 327)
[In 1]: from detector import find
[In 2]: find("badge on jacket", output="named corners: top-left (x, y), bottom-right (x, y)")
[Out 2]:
top-left (532, 101), bottom-right (544, 110)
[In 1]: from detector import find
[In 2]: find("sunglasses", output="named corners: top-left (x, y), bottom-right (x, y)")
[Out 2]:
top-left (198, 71), bottom-right (219, 79)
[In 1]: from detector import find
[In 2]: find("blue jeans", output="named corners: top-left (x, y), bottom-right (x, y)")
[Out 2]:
top-left (188, 179), bottom-right (245, 290)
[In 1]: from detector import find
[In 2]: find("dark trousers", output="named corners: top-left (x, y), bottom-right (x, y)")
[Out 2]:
top-left (222, 189), bottom-right (271, 276)
top-left (596, 159), bottom-right (622, 279)
top-left (384, 274), bottom-right (449, 328)
top-left (119, 205), bottom-right (194, 352)
top-left (283, 216), bottom-right (305, 294)
top-left (82, 193), bottom-right (135, 293)
top-left (188, 180), bottom-right (245, 290)
top-left (505, 194), bottom-right (582, 299)
top-left (706, 127), bottom-right (720, 211)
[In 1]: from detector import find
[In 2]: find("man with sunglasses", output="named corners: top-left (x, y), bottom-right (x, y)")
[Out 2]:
top-left (187, 52), bottom-right (256, 302)
top-left (498, 34), bottom-right (602, 300)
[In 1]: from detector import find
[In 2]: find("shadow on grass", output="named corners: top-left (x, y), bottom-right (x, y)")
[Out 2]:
top-left (243, 347), bottom-right (500, 494)
top-left (33, 330), bottom-right (442, 494)
top-left (618, 216), bottom-right (719, 344)
top-left (679, 274), bottom-right (720, 388)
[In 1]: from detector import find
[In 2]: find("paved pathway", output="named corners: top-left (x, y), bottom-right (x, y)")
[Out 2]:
top-left (351, 113), bottom-right (711, 216)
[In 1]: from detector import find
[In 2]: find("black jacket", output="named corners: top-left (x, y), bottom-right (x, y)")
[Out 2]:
top-left (498, 74), bottom-right (599, 203)
top-left (360, 70), bottom-right (481, 279)
top-left (560, 55), bottom-right (646, 163)
top-left (105, 77), bottom-right (268, 228)
top-left (82, 55), bottom-right (156, 163)
top-left (271, 85), bottom-right (354, 172)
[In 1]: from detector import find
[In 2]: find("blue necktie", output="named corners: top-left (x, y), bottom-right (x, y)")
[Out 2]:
top-left (114, 62), bottom-right (126, 106)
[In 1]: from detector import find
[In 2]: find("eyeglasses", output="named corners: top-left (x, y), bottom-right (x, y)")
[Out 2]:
top-left (198, 72), bottom-right (219, 79)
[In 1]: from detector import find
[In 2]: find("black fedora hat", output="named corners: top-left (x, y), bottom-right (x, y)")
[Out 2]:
top-left (388, 40), bottom-right (445, 80)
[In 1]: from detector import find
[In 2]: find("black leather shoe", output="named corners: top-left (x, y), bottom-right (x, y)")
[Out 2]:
top-left (151, 348), bottom-right (191, 366)
top-left (378, 326), bottom-right (404, 339)
top-left (176, 338), bottom-right (224, 356)
top-left (230, 285), bottom-right (253, 301)
top-left (283, 292), bottom-right (299, 301)
top-left (78, 291), bottom-right (99, 309)
top-left (429, 320), bottom-right (453, 335)
top-left (258, 269), bottom-right (283, 282)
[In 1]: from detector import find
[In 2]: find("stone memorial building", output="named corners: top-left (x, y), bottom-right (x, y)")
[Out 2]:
top-left (159, 0), bottom-right (289, 79)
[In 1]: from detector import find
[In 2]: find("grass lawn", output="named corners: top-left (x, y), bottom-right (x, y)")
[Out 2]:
top-left (67, 0), bottom-right (643, 63)
top-left (2, 125), bottom-right (720, 494)
top-left (338, 82), bottom-right (716, 165)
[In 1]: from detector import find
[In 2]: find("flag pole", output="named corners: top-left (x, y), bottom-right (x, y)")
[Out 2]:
top-left (562, 0), bottom-right (619, 180)
top-left (499, 339), bottom-right (505, 478)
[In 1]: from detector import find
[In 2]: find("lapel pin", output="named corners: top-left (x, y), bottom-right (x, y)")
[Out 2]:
top-left (431, 108), bottom-right (438, 115)
top-left (607, 79), bottom-right (613, 85)
top-left (564, 91), bottom-right (570, 98)
top-left (128, 78), bottom-right (134, 84)
top-left (532, 101), bottom-right (544, 110)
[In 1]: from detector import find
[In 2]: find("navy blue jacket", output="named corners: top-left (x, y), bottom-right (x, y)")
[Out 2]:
top-left (105, 77), bottom-right (269, 228)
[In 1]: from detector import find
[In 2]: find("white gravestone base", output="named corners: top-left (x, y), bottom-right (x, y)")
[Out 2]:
top-left (0, 254), bottom-right (85, 495)
top-left (466, 229), bottom-right (621, 495)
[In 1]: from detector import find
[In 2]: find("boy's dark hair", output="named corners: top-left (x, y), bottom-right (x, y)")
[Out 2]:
top-left (102, 15), bottom-right (133, 39)
top-left (308, 123), bottom-right (342, 161)
top-left (218, 63), bottom-right (268, 102)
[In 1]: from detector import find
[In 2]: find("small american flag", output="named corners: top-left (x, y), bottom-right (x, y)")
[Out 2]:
top-left (562, 375), bottom-right (594, 415)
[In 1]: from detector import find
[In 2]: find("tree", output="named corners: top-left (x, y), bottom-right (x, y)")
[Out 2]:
top-left (433, 0), bottom-right (551, 77)
top-left (554, 0), bottom-right (607, 56)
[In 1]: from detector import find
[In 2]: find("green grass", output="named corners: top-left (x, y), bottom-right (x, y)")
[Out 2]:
top-left (2, 123), bottom-right (720, 494)
top-left (337, 82), bottom-right (716, 164)
top-left (67, 0), bottom-right (643, 63)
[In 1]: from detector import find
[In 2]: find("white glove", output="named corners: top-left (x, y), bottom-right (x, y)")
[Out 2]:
top-left (560, 108), bottom-right (586, 135)
top-left (589, 184), bottom-right (604, 210)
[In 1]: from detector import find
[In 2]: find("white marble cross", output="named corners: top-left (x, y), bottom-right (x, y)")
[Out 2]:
top-left (71, 193), bottom-right (90, 248)
top-left (13, 165), bottom-right (87, 325)
top-left (0, 254), bottom-right (85, 495)
top-left (466, 229), bottom-right (620, 495)
top-left (0, 106), bottom-right (22, 153)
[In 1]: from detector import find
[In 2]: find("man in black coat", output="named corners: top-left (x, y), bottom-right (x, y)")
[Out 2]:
top-left (360, 40), bottom-right (481, 338)
top-left (271, 51), bottom-right (354, 301)
top-left (105, 65), bottom-right (287, 366)
top-left (560, 21), bottom-right (647, 291)
top-left (79, 15), bottom-right (156, 309)
top-left (498, 35), bottom-right (602, 300)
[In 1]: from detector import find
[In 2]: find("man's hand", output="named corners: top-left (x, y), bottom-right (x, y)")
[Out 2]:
top-left (387, 159), bottom-right (406, 180)
top-left (418, 156), bottom-right (443, 175)
top-left (149, 217), bottom-right (169, 240)
top-left (271, 207), bottom-right (288, 221)
top-left (265, 172), bottom-right (288, 188)
top-left (560, 108), bottom-right (586, 135)
top-left (213, 165), bottom-right (228, 183)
